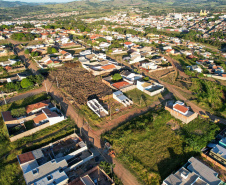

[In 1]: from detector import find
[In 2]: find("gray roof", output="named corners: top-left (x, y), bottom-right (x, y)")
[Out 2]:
top-left (187, 157), bottom-right (221, 185)
top-left (164, 174), bottom-right (181, 185)
top-left (32, 149), bottom-right (44, 160)
top-left (211, 144), bottom-right (226, 159)
top-left (120, 70), bottom-right (131, 77)
top-left (113, 91), bottom-right (123, 96)
top-left (24, 159), bottom-right (68, 185)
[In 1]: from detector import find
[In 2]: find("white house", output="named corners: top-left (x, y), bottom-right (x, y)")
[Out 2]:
top-left (163, 46), bottom-right (172, 50)
top-left (141, 62), bottom-right (158, 70)
top-left (0, 59), bottom-right (17, 67)
top-left (187, 65), bottom-right (202, 73)
top-left (124, 42), bottom-right (134, 48)
top-left (137, 80), bottom-right (164, 96)
top-left (173, 101), bottom-right (189, 115)
top-left (33, 107), bottom-right (65, 126)
top-left (120, 70), bottom-right (143, 83)
top-left (129, 52), bottom-right (145, 64)
top-left (113, 91), bottom-right (133, 107)
top-left (80, 50), bottom-right (92, 56)
top-left (99, 42), bottom-right (111, 49)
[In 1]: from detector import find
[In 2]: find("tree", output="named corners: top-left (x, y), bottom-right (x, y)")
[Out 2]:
top-left (51, 47), bottom-right (58, 53)
top-left (21, 78), bottom-right (33, 89)
top-left (112, 73), bottom-right (122, 81)
top-left (24, 49), bottom-right (30, 54)
top-left (11, 107), bottom-right (26, 117)
top-left (143, 76), bottom-right (149, 81)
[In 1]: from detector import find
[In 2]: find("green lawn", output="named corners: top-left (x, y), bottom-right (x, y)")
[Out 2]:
top-left (124, 88), bottom-right (164, 108)
top-left (102, 109), bottom-right (221, 185)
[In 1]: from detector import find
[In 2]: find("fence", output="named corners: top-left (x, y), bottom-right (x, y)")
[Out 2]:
top-left (201, 153), bottom-right (226, 171)
top-left (143, 87), bottom-right (164, 96)
top-left (165, 106), bottom-right (198, 124)
top-left (9, 122), bottom-right (50, 142)
top-left (121, 85), bottom-right (136, 92)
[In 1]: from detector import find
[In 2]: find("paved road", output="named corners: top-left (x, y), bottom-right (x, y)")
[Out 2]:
top-left (0, 86), bottom-right (45, 106)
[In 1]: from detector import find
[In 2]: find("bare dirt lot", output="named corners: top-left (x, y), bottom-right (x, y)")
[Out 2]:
top-left (49, 66), bottom-right (112, 105)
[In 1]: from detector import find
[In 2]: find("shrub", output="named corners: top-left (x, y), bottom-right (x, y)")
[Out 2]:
top-left (24, 49), bottom-right (30, 54)
top-left (21, 78), bottom-right (34, 89)
top-left (11, 107), bottom-right (26, 117)
top-left (112, 73), bottom-right (122, 81)
top-left (143, 76), bottom-right (149, 81)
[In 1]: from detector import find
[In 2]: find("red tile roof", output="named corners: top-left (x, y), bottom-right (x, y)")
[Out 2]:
top-left (60, 50), bottom-right (67, 55)
top-left (101, 64), bottom-right (116, 70)
top-left (5, 66), bottom-right (12, 71)
top-left (1, 111), bottom-right (16, 122)
top-left (124, 42), bottom-right (132, 45)
top-left (173, 104), bottom-right (188, 114)
top-left (46, 60), bottom-right (53, 65)
top-left (26, 100), bottom-right (49, 114)
top-left (112, 81), bottom-right (130, 89)
top-left (18, 152), bottom-right (35, 164)
top-left (33, 113), bottom-right (47, 124)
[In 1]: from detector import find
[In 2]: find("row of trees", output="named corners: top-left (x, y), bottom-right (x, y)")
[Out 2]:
top-left (11, 33), bottom-right (39, 41)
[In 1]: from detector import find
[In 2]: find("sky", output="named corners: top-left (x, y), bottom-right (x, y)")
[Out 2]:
top-left (5, 0), bottom-right (76, 3)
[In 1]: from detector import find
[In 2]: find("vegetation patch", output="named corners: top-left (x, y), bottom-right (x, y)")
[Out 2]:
top-left (102, 109), bottom-right (221, 185)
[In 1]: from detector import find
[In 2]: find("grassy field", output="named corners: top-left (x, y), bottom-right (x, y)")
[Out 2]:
top-left (124, 88), bottom-right (166, 108)
top-left (102, 109), bottom-right (222, 185)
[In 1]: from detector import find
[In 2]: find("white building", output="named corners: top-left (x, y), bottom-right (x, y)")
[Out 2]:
top-left (113, 91), bottom-right (133, 107)
top-left (87, 99), bottom-right (108, 117)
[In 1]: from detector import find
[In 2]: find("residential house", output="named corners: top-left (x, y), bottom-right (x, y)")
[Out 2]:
top-left (129, 52), bottom-right (145, 64)
top-left (59, 50), bottom-right (74, 61)
top-left (80, 50), bottom-right (92, 56)
top-left (137, 80), bottom-right (164, 96)
top-left (187, 65), bottom-right (202, 73)
top-left (163, 157), bottom-right (221, 185)
top-left (26, 100), bottom-right (50, 114)
top-left (124, 42), bottom-right (134, 48)
top-left (120, 70), bottom-right (143, 84)
top-left (209, 144), bottom-right (226, 165)
top-left (17, 134), bottom-right (94, 185)
top-left (141, 61), bottom-right (158, 70)
top-left (68, 166), bottom-right (115, 185)
top-left (165, 101), bottom-right (198, 124)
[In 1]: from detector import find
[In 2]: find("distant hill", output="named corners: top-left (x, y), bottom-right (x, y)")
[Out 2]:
top-left (0, 0), bottom-right (38, 8)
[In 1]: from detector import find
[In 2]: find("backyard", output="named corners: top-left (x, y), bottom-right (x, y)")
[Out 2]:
top-left (102, 109), bottom-right (222, 185)
top-left (124, 88), bottom-right (167, 108)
